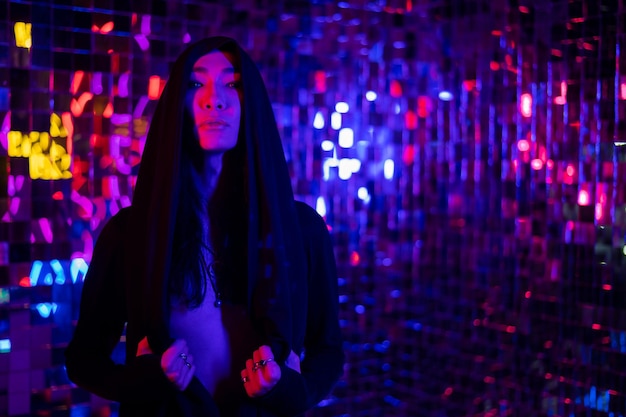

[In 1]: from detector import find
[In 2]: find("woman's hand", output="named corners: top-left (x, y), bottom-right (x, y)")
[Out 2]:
top-left (161, 339), bottom-right (195, 391)
top-left (137, 337), bottom-right (195, 391)
top-left (240, 346), bottom-right (301, 398)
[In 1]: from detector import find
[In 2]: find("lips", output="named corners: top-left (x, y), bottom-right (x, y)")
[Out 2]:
top-left (199, 119), bottom-right (229, 129)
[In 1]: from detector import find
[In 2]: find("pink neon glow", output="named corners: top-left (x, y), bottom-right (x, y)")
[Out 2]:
top-left (103, 102), bottom-right (113, 118)
top-left (417, 96), bottom-right (430, 118)
top-left (133, 96), bottom-right (150, 118)
top-left (595, 203), bottom-right (603, 221)
top-left (560, 81), bottom-right (567, 97)
top-left (554, 96), bottom-right (565, 105)
top-left (111, 113), bottom-right (132, 125)
top-left (403, 145), bottom-right (415, 165)
top-left (70, 92), bottom-right (94, 117)
top-left (350, 251), bottom-right (360, 266)
top-left (148, 76), bottom-right (162, 100)
top-left (93, 198), bottom-right (106, 220)
top-left (7, 176), bottom-right (14, 196)
top-left (520, 93), bottom-right (532, 117)
top-left (531, 159), bottom-right (543, 170)
top-left (118, 73), bottom-right (130, 97)
top-left (38, 218), bottom-right (53, 243)
top-left (62, 112), bottom-right (73, 156)
top-left (463, 80), bottom-right (476, 91)
top-left (9, 197), bottom-right (20, 216)
top-left (141, 15), bottom-right (151, 35)
top-left (577, 190), bottom-right (590, 206)
top-left (71, 71), bottom-right (84, 94)
top-left (517, 139), bottom-right (530, 152)
top-left (109, 198), bottom-right (119, 216)
top-left (566, 164), bottom-right (575, 177)
top-left (71, 190), bottom-right (94, 220)
top-left (81, 230), bottom-right (94, 263)
top-left (390, 80), bottom-right (402, 97)
top-left (314, 71), bottom-right (326, 93)
top-left (621, 83), bottom-right (626, 100)
top-left (134, 34), bottom-right (150, 51)
top-left (100, 22), bottom-right (114, 34)
top-left (92, 72), bottom-right (103, 95)
top-left (404, 109), bottom-right (417, 129)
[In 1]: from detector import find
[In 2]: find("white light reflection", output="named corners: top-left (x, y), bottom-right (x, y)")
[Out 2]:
top-left (349, 158), bottom-right (361, 173)
top-left (331, 112), bottom-right (342, 130)
top-left (338, 159), bottom-right (352, 180)
top-left (357, 186), bottom-right (371, 204)
top-left (321, 140), bottom-right (334, 151)
top-left (384, 159), bottom-right (395, 179)
top-left (316, 196), bottom-right (327, 217)
top-left (365, 91), bottom-right (377, 101)
top-left (439, 91), bottom-right (454, 101)
top-left (338, 128), bottom-right (354, 148)
top-left (335, 102), bottom-right (349, 113)
top-left (313, 111), bottom-right (325, 129)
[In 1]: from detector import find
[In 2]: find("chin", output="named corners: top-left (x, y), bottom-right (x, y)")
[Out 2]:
top-left (199, 138), bottom-right (237, 152)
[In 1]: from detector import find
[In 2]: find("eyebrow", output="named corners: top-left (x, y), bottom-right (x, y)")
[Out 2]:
top-left (191, 66), bottom-right (239, 75)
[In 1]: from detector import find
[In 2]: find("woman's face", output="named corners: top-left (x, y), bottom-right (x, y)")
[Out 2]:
top-left (185, 50), bottom-right (242, 152)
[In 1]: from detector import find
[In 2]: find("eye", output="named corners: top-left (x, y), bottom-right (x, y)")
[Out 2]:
top-left (188, 80), bottom-right (203, 89)
top-left (226, 81), bottom-right (241, 89)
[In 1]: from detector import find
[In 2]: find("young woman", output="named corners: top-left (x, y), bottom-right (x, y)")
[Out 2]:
top-left (65, 36), bottom-right (344, 417)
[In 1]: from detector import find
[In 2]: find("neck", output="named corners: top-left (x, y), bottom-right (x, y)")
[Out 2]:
top-left (197, 151), bottom-right (226, 202)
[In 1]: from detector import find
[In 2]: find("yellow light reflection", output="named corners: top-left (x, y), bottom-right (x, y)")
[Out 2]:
top-left (8, 113), bottom-right (72, 180)
top-left (14, 22), bottom-right (32, 49)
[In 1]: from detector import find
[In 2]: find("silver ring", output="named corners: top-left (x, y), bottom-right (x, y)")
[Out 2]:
top-left (241, 376), bottom-right (249, 383)
top-left (260, 358), bottom-right (274, 366)
top-left (179, 353), bottom-right (188, 360)
top-left (253, 357), bottom-right (274, 371)
top-left (184, 361), bottom-right (191, 368)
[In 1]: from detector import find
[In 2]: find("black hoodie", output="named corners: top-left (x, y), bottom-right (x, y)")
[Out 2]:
top-left (65, 36), bottom-right (344, 417)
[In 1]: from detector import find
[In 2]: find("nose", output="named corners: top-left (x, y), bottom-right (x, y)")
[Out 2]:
top-left (200, 86), bottom-right (225, 110)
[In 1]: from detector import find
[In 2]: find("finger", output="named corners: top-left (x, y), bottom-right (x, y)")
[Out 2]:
top-left (258, 345), bottom-right (274, 361)
top-left (252, 348), bottom-right (261, 366)
top-left (163, 339), bottom-right (187, 365)
top-left (162, 340), bottom-right (188, 376)
top-left (240, 369), bottom-right (250, 386)
top-left (261, 359), bottom-right (281, 384)
top-left (246, 358), bottom-right (255, 376)
top-left (179, 364), bottom-right (195, 391)
top-left (244, 359), bottom-right (255, 396)
top-left (256, 345), bottom-right (278, 380)
top-left (176, 352), bottom-right (193, 384)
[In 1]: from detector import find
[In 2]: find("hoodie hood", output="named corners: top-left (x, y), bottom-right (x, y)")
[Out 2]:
top-left (125, 36), bottom-right (306, 362)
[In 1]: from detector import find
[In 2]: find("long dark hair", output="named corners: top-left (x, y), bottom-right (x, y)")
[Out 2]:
top-left (128, 36), bottom-right (306, 359)
top-left (168, 48), bottom-right (248, 309)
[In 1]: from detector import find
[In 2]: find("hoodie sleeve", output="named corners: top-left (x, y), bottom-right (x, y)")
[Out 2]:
top-left (64, 208), bottom-right (173, 404)
top-left (255, 202), bottom-right (345, 416)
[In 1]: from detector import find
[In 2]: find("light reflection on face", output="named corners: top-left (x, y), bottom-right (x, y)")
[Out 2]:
top-left (185, 50), bottom-right (242, 152)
